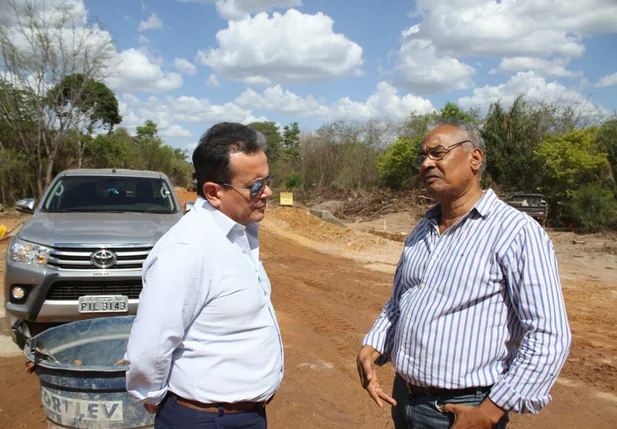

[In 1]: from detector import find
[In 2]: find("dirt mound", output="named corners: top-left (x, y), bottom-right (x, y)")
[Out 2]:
top-left (267, 207), bottom-right (387, 251)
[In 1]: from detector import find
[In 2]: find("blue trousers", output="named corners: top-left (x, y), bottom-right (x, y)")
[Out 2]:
top-left (391, 374), bottom-right (509, 429)
top-left (154, 395), bottom-right (267, 429)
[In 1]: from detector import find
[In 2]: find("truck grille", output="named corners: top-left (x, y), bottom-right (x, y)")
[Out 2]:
top-left (47, 280), bottom-right (143, 300)
top-left (47, 245), bottom-right (152, 270)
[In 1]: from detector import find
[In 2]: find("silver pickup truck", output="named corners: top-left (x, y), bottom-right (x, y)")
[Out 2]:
top-left (4, 169), bottom-right (184, 346)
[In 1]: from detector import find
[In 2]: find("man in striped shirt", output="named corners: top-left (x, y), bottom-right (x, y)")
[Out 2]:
top-left (357, 121), bottom-right (571, 428)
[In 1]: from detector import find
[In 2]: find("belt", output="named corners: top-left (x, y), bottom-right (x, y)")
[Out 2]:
top-left (169, 392), bottom-right (272, 414)
top-left (406, 383), bottom-right (492, 397)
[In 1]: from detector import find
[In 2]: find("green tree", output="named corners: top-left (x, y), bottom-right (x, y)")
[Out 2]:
top-left (535, 128), bottom-right (613, 223)
top-left (568, 183), bottom-right (617, 232)
top-left (248, 122), bottom-right (282, 166)
top-left (376, 136), bottom-right (423, 190)
top-left (439, 102), bottom-right (480, 124)
top-left (282, 122), bottom-right (301, 169)
top-left (481, 96), bottom-right (551, 193)
top-left (48, 73), bottom-right (122, 168)
top-left (84, 128), bottom-right (137, 169)
top-left (134, 121), bottom-right (171, 172)
top-left (0, 0), bottom-right (114, 196)
top-left (595, 117), bottom-right (617, 187)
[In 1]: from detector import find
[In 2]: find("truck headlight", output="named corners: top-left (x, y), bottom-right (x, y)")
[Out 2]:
top-left (9, 238), bottom-right (51, 264)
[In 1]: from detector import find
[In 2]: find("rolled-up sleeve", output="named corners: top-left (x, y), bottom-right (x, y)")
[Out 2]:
top-left (490, 222), bottom-right (571, 413)
top-left (125, 242), bottom-right (209, 405)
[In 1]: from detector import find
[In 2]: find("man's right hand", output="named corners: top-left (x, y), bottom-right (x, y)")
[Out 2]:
top-left (356, 345), bottom-right (397, 408)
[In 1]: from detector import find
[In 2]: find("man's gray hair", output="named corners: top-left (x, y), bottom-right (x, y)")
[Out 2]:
top-left (427, 118), bottom-right (486, 176)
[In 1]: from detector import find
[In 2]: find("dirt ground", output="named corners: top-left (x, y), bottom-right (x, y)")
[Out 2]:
top-left (1, 189), bottom-right (616, 428)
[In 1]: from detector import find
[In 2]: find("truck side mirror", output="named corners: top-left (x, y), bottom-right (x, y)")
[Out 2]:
top-left (16, 198), bottom-right (36, 214)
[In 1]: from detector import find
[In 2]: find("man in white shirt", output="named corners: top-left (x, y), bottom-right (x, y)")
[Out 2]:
top-left (126, 122), bottom-right (284, 429)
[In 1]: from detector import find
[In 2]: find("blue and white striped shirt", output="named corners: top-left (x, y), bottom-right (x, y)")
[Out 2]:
top-left (363, 189), bottom-right (571, 413)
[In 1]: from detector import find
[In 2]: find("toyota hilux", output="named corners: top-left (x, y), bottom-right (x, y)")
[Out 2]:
top-left (4, 169), bottom-right (184, 346)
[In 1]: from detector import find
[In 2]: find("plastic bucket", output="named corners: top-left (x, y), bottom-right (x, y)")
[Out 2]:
top-left (24, 316), bottom-right (154, 428)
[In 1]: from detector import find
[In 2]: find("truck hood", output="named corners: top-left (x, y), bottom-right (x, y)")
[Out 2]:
top-left (17, 212), bottom-right (182, 247)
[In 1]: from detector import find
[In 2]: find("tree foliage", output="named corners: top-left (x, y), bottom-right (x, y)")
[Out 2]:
top-left (376, 136), bottom-right (422, 190)
top-left (567, 183), bottom-right (617, 232)
top-left (535, 128), bottom-right (612, 222)
top-left (0, 0), bottom-right (114, 196)
top-left (248, 122), bottom-right (282, 166)
top-left (48, 73), bottom-right (121, 168)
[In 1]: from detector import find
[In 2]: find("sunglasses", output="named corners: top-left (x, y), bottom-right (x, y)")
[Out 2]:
top-left (218, 175), bottom-right (273, 199)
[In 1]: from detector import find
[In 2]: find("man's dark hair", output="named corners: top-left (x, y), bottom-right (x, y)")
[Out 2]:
top-left (192, 122), bottom-right (267, 198)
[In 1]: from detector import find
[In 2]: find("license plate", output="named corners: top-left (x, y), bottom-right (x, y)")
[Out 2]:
top-left (78, 295), bottom-right (129, 313)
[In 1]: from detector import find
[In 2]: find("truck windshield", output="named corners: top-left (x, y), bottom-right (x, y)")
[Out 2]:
top-left (42, 176), bottom-right (178, 214)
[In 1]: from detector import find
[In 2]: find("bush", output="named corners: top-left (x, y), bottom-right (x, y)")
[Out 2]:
top-left (567, 183), bottom-right (617, 232)
top-left (285, 172), bottom-right (301, 189)
top-left (376, 136), bottom-right (422, 190)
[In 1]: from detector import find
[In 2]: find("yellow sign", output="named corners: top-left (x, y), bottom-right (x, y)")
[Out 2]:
top-left (279, 192), bottom-right (294, 206)
top-left (0, 224), bottom-right (6, 239)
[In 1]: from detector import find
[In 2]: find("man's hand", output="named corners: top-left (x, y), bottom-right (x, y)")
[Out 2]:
top-left (356, 345), bottom-right (397, 408)
top-left (441, 398), bottom-right (506, 429)
top-left (143, 403), bottom-right (159, 414)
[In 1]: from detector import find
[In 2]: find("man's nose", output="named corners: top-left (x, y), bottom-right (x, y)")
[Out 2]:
top-left (420, 156), bottom-right (436, 172)
top-left (262, 184), bottom-right (273, 199)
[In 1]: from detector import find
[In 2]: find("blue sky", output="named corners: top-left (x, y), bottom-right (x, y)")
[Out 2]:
top-left (66, 1), bottom-right (617, 152)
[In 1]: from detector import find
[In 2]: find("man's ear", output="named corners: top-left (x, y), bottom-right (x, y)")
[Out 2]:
top-left (470, 148), bottom-right (484, 173)
top-left (203, 182), bottom-right (222, 207)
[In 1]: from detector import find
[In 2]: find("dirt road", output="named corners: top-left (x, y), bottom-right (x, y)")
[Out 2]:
top-left (1, 194), bottom-right (616, 428)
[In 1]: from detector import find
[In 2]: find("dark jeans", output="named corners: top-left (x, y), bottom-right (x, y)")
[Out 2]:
top-left (391, 374), bottom-right (509, 429)
top-left (154, 395), bottom-right (267, 429)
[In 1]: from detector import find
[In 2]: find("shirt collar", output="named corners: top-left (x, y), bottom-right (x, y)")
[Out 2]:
top-left (194, 197), bottom-right (260, 241)
top-left (424, 188), bottom-right (498, 221)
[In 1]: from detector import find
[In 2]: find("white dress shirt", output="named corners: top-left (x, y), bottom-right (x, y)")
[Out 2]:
top-left (125, 198), bottom-right (284, 405)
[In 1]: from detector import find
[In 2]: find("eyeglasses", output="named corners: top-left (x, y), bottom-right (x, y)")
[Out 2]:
top-left (416, 140), bottom-right (471, 165)
top-left (218, 175), bottom-right (273, 199)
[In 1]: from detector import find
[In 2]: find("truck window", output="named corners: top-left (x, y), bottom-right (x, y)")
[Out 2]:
top-left (42, 176), bottom-right (178, 213)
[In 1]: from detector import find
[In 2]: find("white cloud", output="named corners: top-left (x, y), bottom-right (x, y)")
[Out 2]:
top-left (138, 35), bottom-right (150, 44)
top-left (206, 74), bottom-right (220, 87)
top-left (395, 33), bottom-right (475, 94)
top-left (106, 49), bottom-right (183, 93)
top-left (0, 0), bottom-right (88, 27)
top-left (138, 13), bottom-right (163, 32)
top-left (177, 0), bottom-right (302, 21)
top-left (159, 125), bottom-right (193, 138)
top-left (458, 71), bottom-right (605, 118)
top-left (408, 0), bottom-right (617, 60)
top-left (489, 57), bottom-right (582, 78)
top-left (236, 81), bottom-right (435, 121)
top-left (196, 9), bottom-right (363, 84)
top-left (595, 72), bottom-right (617, 88)
top-left (0, 0), bottom-right (116, 87)
top-left (392, 1), bottom-right (617, 95)
top-left (174, 58), bottom-right (197, 75)
top-left (236, 85), bottom-right (325, 116)
top-left (118, 93), bottom-right (268, 135)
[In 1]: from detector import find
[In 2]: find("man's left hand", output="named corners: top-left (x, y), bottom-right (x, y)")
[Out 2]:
top-left (441, 399), bottom-right (505, 429)
top-left (143, 403), bottom-right (159, 414)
